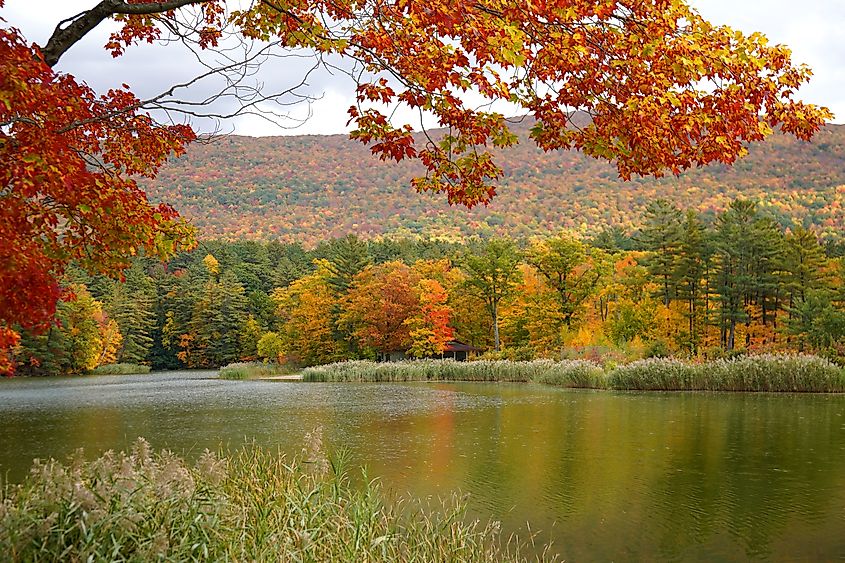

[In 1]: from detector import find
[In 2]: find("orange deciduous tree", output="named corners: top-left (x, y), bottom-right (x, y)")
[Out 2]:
top-left (1, 12), bottom-right (195, 373)
top-left (340, 262), bottom-right (421, 356)
top-left (407, 278), bottom-right (454, 358)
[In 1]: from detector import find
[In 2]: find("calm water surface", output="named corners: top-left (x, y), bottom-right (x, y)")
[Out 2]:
top-left (1, 371), bottom-right (844, 561)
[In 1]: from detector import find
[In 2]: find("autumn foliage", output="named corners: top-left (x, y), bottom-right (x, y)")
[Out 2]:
top-left (272, 262), bottom-right (348, 366)
top-left (122, 121), bottom-right (845, 248)
top-left (0, 21), bottom-right (195, 373)
top-left (340, 262), bottom-right (426, 356)
top-left (337, 0), bottom-right (832, 203)
top-left (408, 279), bottom-right (454, 358)
top-left (12, 205), bottom-right (845, 375)
top-left (0, 0), bottom-right (834, 372)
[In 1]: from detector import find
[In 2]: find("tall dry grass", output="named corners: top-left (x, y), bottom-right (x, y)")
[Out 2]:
top-left (0, 434), bottom-right (555, 562)
top-left (301, 355), bottom-right (845, 393)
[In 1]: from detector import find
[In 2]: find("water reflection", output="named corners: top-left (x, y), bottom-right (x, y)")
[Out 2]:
top-left (0, 372), bottom-right (843, 560)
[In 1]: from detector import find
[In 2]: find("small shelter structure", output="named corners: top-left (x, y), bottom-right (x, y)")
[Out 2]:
top-left (438, 340), bottom-right (480, 361)
top-left (377, 340), bottom-right (480, 362)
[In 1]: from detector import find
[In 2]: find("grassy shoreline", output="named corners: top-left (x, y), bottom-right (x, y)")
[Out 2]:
top-left (301, 355), bottom-right (845, 393)
top-left (0, 437), bottom-right (551, 562)
top-left (91, 363), bottom-right (152, 375)
top-left (218, 361), bottom-right (298, 380)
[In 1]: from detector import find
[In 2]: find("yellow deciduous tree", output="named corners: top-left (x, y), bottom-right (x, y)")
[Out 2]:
top-left (273, 261), bottom-right (347, 366)
top-left (407, 279), bottom-right (454, 358)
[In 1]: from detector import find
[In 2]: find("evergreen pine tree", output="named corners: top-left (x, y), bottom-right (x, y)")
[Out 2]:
top-left (782, 227), bottom-right (830, 351)
top-left (322, 235), bottom-right (373, 294)
top-left (674, 210), bottom-right (708, 355)
top-left (712, 200), bottom-right (757, 350)
top-left (107, 264), bottom-right (156, 365)
top-left (637, 200), bottom-right (683, 306)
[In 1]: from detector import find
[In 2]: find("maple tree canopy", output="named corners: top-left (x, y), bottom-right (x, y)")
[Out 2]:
top-left (0, 0), bottom-right (833, 373)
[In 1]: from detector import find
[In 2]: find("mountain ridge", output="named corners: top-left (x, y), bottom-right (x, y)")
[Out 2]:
top-left (141, 121), bottom-right (845, 244)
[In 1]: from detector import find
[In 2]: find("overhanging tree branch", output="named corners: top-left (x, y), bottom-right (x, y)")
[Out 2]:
top-left (40, 0), bottom-right (209, 67)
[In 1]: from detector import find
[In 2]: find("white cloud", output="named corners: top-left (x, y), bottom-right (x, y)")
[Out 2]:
top-left (691, 0), bottom-right (844, 120)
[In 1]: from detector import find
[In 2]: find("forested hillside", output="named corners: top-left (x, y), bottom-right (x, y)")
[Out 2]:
top-left (17, 198), bottom-right (845, 375)
top-left (142, 121), bottom-right (845, 243)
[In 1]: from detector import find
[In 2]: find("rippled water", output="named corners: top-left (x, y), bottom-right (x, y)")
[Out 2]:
top-left (1, 371), bottom-right (844, 561)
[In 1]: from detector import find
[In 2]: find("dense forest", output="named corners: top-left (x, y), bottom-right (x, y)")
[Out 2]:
top-left (13, 198), bottom-right (845, 375)
top-left (141, 121), bottom-right (845, 244)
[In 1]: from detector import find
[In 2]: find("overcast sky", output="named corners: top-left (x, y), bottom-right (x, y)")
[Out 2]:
top-left (4, 0), bottom-right (843, 135)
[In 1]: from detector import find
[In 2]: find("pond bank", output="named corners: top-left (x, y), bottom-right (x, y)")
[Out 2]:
top-left (260, 374), bottom-right (303, 381)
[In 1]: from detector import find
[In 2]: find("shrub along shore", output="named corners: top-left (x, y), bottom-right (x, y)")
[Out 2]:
top-left (0, 437), bottom-right (553, 562)
top-left (301, 355), bottom-right (845, 393)
top-left (218, 361), bottom-right (298, 380)
top-left (91, 363), bottom-right (151, 375)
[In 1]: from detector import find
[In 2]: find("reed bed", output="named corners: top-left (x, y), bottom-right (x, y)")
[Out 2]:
top-left (0, 436), bottom-right (553, 562)
top-left (302, 359), bottom-right (604, 387)
top-left (301, 355), bottom-right (845, 393)
top-left (218, 361), bottom-right (297, 380)
top-left (593, 354), bottom-right (845, 392)
top-left (607, 357), bottom-right (696, 391)
top-left (607, 355), bottom-right (845, 392)
top-left (533, 360), bottom-right (608, 389)
top-left (714, 354), bottom-right (845, 392)
top-left (91, 363), bottom-right (151, 375)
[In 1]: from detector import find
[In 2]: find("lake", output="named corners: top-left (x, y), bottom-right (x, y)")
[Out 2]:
top-left (1, 371), bottom-right (843, 561)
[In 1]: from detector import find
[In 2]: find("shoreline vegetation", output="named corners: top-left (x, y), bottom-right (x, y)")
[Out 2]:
top-left (0, 437), bottom-right (553, 562)
top-left (300, 355), bottom-right (845, 393)
top-left (11, 201), bottom-right (845, 381)
top-left (90, 363), bottom-right (152, 375)
top-left (218, 361), bottom-right (298, 380)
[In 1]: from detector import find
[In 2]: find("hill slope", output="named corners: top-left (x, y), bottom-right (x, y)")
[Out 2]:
top-left (142, 121), bottom-right (845, 243)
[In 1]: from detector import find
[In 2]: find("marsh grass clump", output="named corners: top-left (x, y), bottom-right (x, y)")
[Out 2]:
top-left (0, 438), bottom-right (553, 562)
top-left (302, 359), bottom-right (607, 388)
top-left (534, 360), bottom-right (607, 389)
top-left (91, 363), bottom-right (151, 375)
top-left (607, 354), bottom-right (845, 392)
top-left (218, 361), bottom-right (297, 380)
top-left (699, 354), bottom-right (845, 392)
top-left (302, 355), bottom-right (844, 393)
top-left (302, 359), bottom-right (562, 383)
top-left (435, 359), bottom-right (548, 382)
top-left (300, 360), bottom-right (421, 382)
top-left (607, 358), bottom-right (698, 390)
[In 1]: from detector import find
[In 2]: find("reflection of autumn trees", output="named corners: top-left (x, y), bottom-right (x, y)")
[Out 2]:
top-left (357, 388), bottom-right (845, 561)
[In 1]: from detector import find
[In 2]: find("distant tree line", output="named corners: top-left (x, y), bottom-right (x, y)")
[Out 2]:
top-left (11, 198), bottom-right (845, 375)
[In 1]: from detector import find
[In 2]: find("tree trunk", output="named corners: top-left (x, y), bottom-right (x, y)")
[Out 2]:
top-left (728, 320), bottom-right (736, 351)
top-left (689, 298), bottom-right (696, 355)
top-left (493, 303), bottom-right (500, 351)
